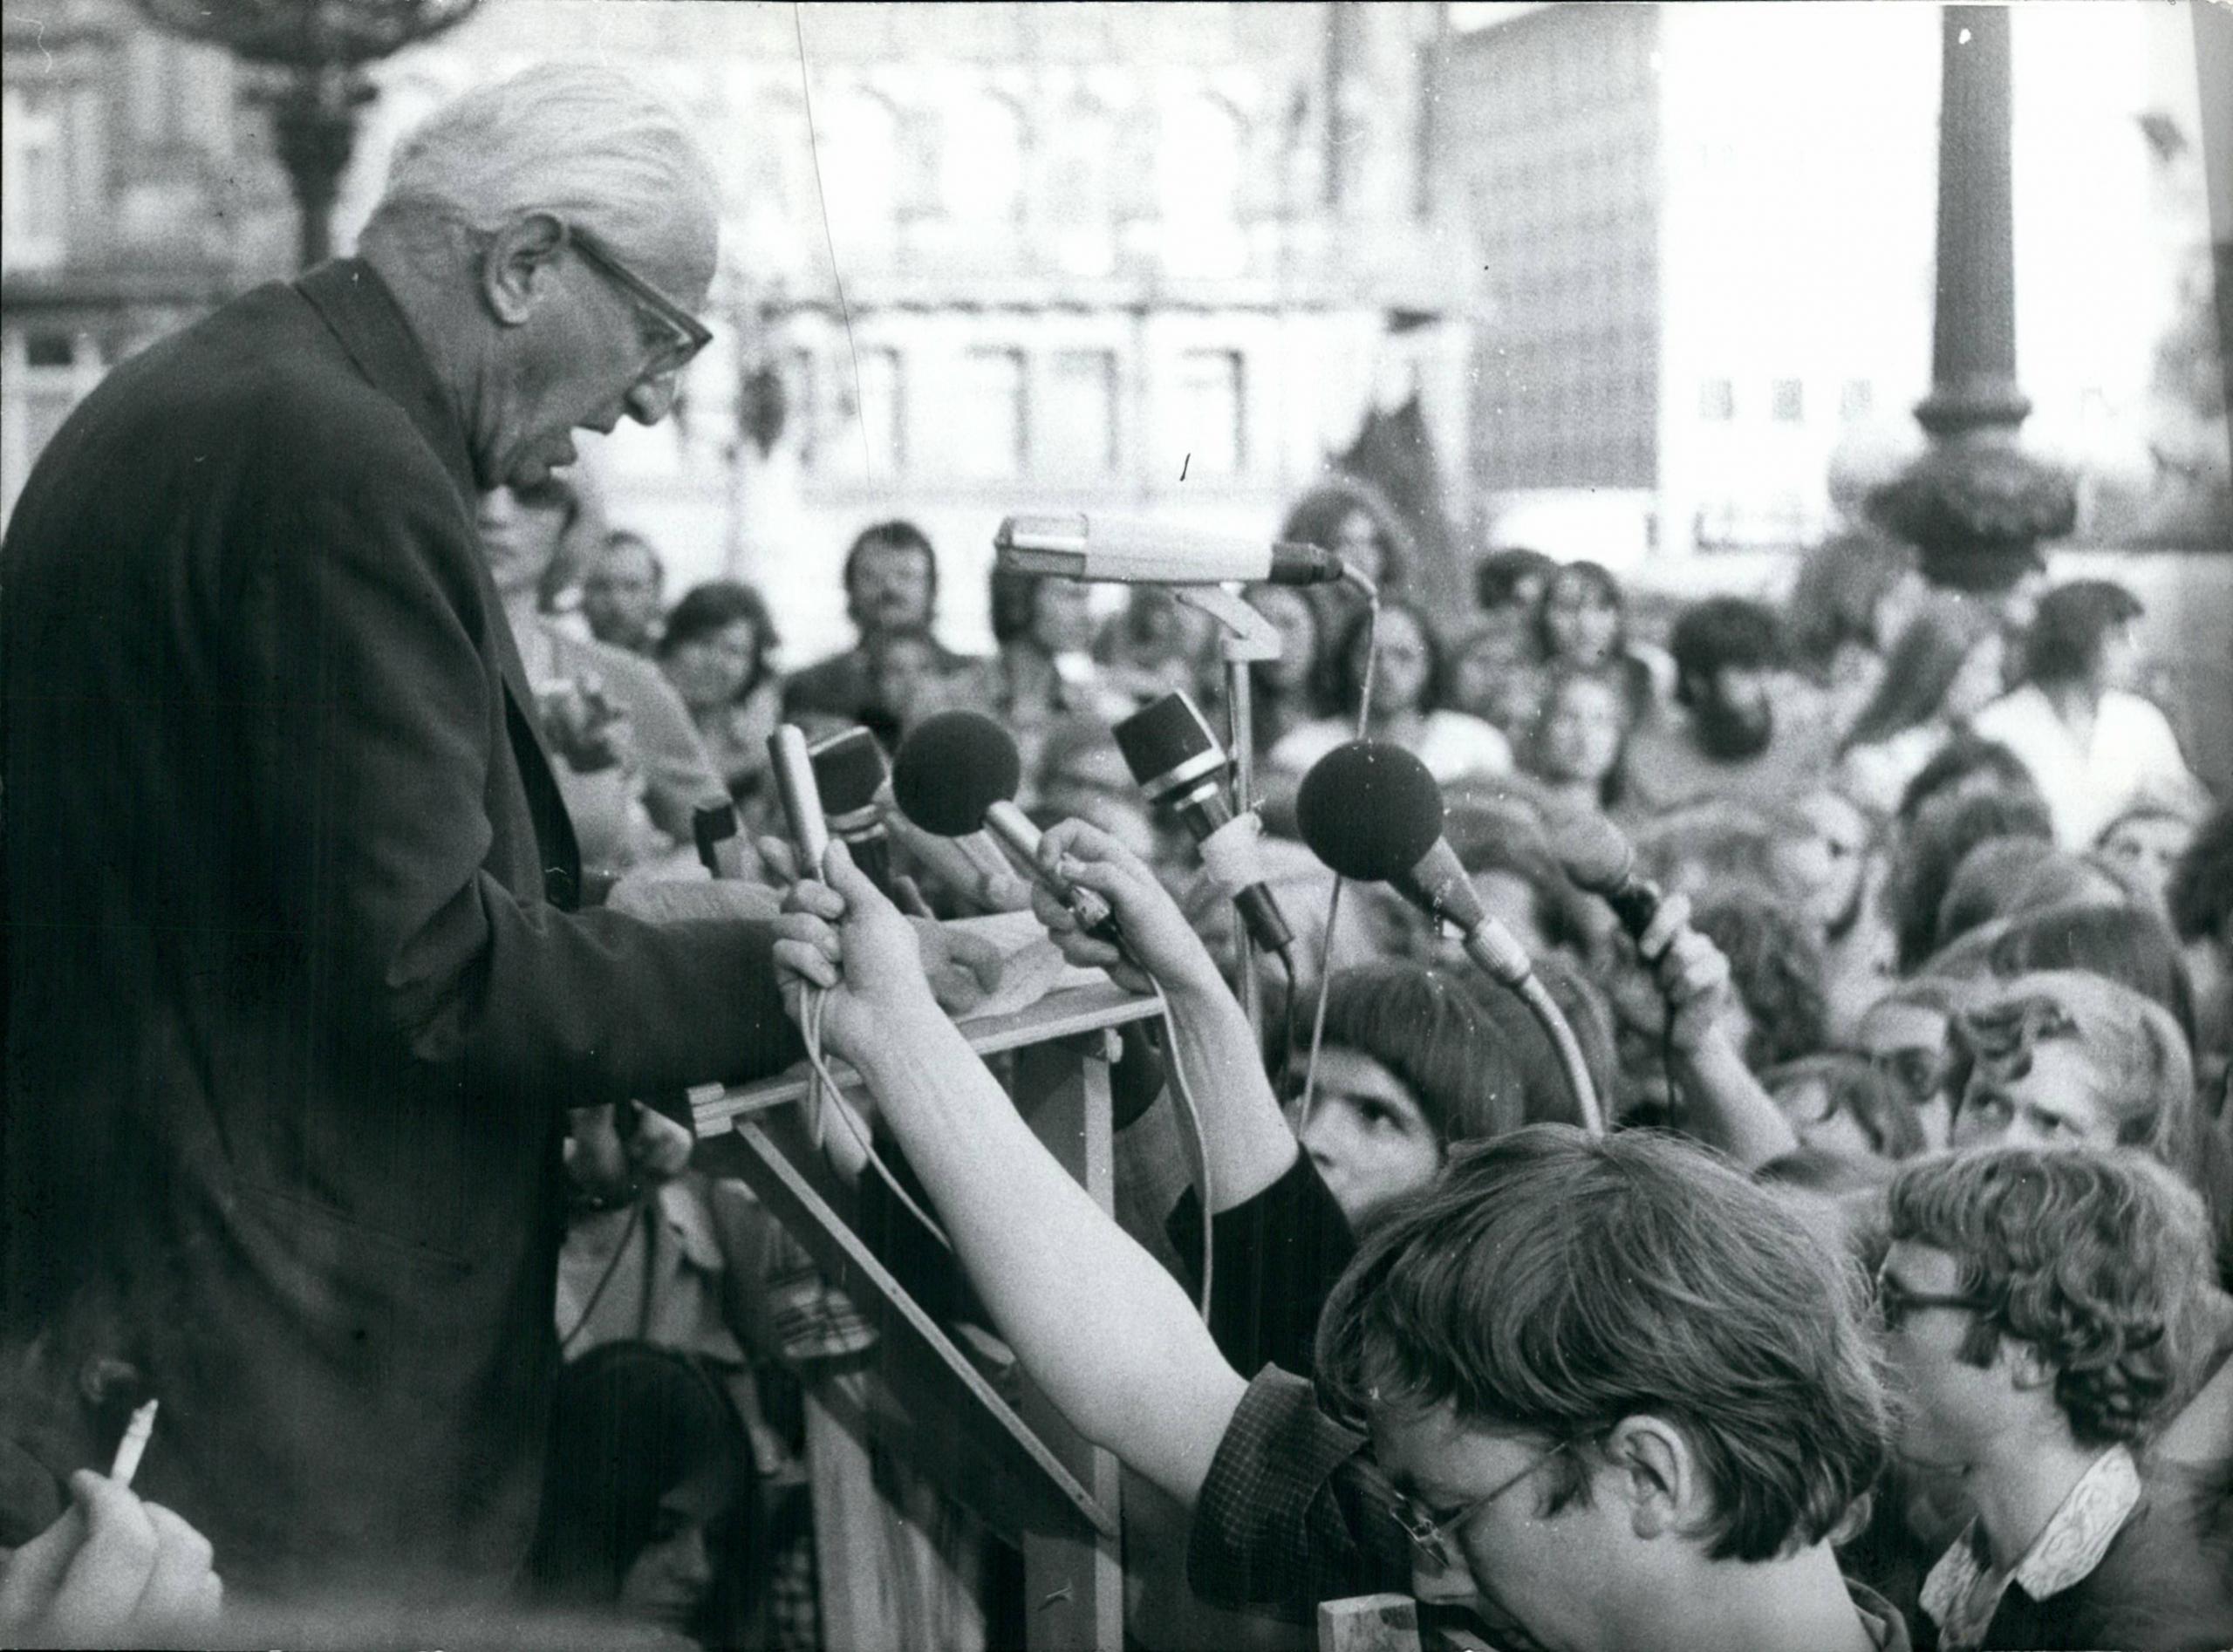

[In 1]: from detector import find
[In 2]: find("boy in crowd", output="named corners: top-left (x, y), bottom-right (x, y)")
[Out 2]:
top-left (1881, 1145), bottom-right (2231, 1650)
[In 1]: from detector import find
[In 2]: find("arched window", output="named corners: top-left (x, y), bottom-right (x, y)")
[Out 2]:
top-left (816, 85), bottom-right (901, 257)
top-left (939, 92), bottom-right (1026, 225)
top-left (1162, 93), bottom-right (1244, 230)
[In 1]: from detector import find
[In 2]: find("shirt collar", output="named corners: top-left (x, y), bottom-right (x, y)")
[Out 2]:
top-left (294, 258), bottom-right (480, 508)
top-left (1920, 1444), bottom-right (2141, 1647)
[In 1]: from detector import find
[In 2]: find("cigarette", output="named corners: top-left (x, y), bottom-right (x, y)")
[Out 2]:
top-left (109, 1399), bottom-right (158, 1488)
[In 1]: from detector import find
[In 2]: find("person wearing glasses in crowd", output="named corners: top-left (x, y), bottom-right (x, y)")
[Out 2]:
top-left (765, 842), bottom-right (1909, 1651)
top-left (1881, 1146), bottom-right (2233, 1651)
top-left (1, 65), bottom-right (805, 1610)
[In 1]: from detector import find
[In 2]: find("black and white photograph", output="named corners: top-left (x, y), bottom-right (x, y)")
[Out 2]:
top-left (2, 1), bottom-right (2229, 1647)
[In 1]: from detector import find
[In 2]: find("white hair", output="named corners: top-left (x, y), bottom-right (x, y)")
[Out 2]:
top-left (365, 62), bottom-right (716, 263)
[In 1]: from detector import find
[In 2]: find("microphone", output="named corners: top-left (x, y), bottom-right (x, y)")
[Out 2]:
top-left (996, 513), bottom-right (1349, 588)
top-left (1296, 741), bottom-right (1604, 1133)
top-left (1112, 692), bottom-right (1294, 960)
top-left (1558, 816), bottom-right (1662, 941)
top-left (891, 711), bottom-right (1124, 949)
top-left (767, 724), bottom-right (830, 872)
top-left (1294, 741), bottom-right (1532, 986)
top-left (1294, 741), bottom-right (1608, 1130)
top-left (809, 727), bottom-right (895, 899)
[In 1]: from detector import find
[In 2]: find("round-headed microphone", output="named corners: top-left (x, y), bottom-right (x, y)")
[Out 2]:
top-left (809, 727), bottom-right (895, 898)
top-left (891, 711), bottom-right (1123, 948)
top-left (1112, 693), bottom-right (1294, 961)
top-left (1557, 815), bottom-right (1662, 942)
top-left (1297, 741), bottom-right (1604, 1133)
top-left (1294, 741), bottom-right (1531, 986)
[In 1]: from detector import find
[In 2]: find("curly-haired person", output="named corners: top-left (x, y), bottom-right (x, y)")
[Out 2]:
top-left (1881, 1144), bottom-right (2231, 1651)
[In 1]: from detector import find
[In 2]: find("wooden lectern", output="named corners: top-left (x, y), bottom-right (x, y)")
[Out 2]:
top-left (693, 974), bottom-right (1160, 1652)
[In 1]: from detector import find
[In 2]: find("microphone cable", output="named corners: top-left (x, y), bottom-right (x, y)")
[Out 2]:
top-left (1298, 588), bottom-right (1380, 1127)
top-left (793, 974), bottom-right (1219, 1324)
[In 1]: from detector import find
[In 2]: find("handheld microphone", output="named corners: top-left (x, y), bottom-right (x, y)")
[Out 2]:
top-left (766, 724), bottom-right (830, 873)
top-left (891, 711), bottom-right (1124, 949)
top-left (809, 727), bottom-right (895, 898)
top-left (1296, 741), bottom-right (1605, 1133)
top-left (996, 513), bottom-right (1349, 588)
top-left (1112, 692), bottom-right (1294, 960)
top-left (1558, 816), bottom-right (1662, 941)
top-left (1294, 741), bottom-right (1532, 986)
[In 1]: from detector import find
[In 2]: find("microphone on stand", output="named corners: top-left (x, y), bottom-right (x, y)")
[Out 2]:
top-left (996, 513), bottom-right (1352, 588)
top-left (891, 711), bottom-right (1126, 951)
top-left (809, 727), bottom-right (895, 899)
top-left (1112, 692), bottom-right (1294, 962)
top-left (1295, 741), bottom-right (1604, 1134)
top-left (1557, 816), bottom-right (1663, 942)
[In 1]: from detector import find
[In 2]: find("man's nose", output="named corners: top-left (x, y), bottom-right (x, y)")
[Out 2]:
top-left (626, 370), bottom-right (682, 426)
top-left (673, 1526), bottom-right (712, 1587)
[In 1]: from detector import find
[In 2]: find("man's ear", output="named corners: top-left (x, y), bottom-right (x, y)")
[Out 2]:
top-left (481, 212), bottom-right (568, 328)
top-left (1605, 1415), bottom-right (1701, 1542)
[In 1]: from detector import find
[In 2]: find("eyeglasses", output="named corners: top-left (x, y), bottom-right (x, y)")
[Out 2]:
top-left (1383, 1437), bottom-right (1571, 1574)
top-left (1873, 1270), bottom-right (1991, 1333)
top-left (564, 224), bottom-right (713, 381)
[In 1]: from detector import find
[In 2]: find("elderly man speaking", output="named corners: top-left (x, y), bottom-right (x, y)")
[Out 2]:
top-left (1, 66), bottom-right (798, 1608)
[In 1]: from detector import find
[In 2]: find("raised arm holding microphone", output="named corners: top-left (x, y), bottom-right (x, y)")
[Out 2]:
top-left (766, 844), bottom-right (1907, 1651)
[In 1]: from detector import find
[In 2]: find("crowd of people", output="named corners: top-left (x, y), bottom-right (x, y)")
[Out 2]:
top-left (3, 59), bottom-right (2230, 1652)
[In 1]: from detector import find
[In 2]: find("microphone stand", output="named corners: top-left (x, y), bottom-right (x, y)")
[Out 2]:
top-left (1172, 584), bottom-right (1281, 1041)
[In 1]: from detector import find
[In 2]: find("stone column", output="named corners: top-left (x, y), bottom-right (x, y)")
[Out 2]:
top-left (1870, 5), bottom-right (2074, 593)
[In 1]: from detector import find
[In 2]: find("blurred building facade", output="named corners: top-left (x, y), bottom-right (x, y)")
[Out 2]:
top-left (1, 0), bottom-right (298, 521)
top-left (331, 0), bottom-right (1478, 655)
top-left (1438, 0), bottom-right (2218, 568)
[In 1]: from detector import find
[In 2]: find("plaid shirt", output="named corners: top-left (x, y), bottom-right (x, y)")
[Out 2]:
top-left (1184, 1363), bottom-right (1412, 1620)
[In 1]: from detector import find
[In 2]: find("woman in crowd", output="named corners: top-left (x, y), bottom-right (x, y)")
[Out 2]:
top-left (657, 580), bottom-right (783, 809)
top-left (2094, 799), bottom-right (2201, 917)
top-left (1277, 475), bottom-right (1413, 597)
top-left (976, 569), bottom-right (1124, 801)
top-left (1448, 609), bottom-right (1547, 746)
top-left (528, 1341), bottom-right (760, 1649)
top-left (1238, 582), bottom-right (1322, 752)
top-left (1531, 559), bottom-right (1661, 725)
top-left (1835, 598), bottom-right (2008, 816)
top-left (1783, 532), bottom-right (1927, 736)
top-left (1521, 662), bottom-right (1634, 821)
top-left (1854, 976), bottom-right (1971, 1150)
top-left (1268, 599), bottom-right (1512, 784)
top-left (1762, 1051), bottom-right (1925, 1174)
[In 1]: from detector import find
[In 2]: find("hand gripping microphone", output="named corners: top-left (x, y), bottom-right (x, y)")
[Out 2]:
top-left (809, 727), bottom-right (895, 899)
top-left (1557, 815), bottom-right (1663, 942)
top-left (891, 710), bottom-right (1125, 950)
top-left (1296, 741), bottom-right (1604, 1133)
top-left (1112, 692), bottom-right (1294, 961)
top-left (996, 513), bottom-right (1351, 587)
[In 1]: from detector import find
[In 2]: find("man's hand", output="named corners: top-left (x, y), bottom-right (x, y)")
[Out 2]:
top-left (538, 678), bottom-right (635, 775)
top-left (756, 836), bottom-right (1000, 1016)
top-left (1634, 890), bottom-right (1738, 1056)
top-left (1028, 818), bottom-right (1222, 1001)
top-left (771, 840), bottom-right (943, 1063)
top-left (0, 1470), bottom-right (222, 1647)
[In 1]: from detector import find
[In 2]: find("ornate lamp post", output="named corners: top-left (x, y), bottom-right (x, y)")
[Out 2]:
top-left (132, 0), bottom-right (482, 270)
top-left (1869, 5), bottom-right (2075, 594)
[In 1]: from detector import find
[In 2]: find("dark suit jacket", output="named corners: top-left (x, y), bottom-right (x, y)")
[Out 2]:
top-left (0, 261), bottom-right (801, 1602)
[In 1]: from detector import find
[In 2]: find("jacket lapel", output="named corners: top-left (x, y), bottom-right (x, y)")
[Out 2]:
top-left (294, 259), bottom-right (582, 907)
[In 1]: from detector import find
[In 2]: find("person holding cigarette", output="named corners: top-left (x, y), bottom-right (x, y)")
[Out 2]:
top-left (1, 66), bottom-right (800, 1606)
